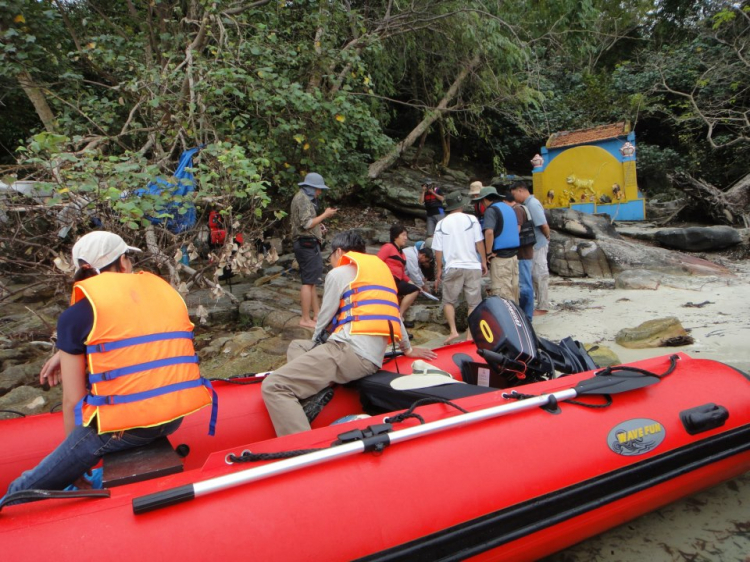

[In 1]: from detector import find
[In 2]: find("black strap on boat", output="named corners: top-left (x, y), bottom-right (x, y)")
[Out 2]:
top-left (0, 488), bottom-right (110, 511)
top-left (333, 423), bottom-right (393, 453)
top-left (385, 397), bottom-right (470, 426)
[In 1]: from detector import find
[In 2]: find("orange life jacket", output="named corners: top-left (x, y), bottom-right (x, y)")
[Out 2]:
top-left (71, 271), bottom-right (216, 434)
top-left (331, 252), bottom-right (403, 342)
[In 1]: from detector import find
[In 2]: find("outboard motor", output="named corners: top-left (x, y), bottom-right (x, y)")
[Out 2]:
top-left (468, 297), bottom-right (554, 385)
top-left (468, 297), bottom-right (597, 387)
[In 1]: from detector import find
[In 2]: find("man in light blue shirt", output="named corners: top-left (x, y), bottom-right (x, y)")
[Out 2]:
top-left (511, 182), bottom-right (552, 312)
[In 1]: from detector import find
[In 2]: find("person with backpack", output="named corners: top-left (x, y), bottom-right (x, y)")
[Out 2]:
top-left (511, 182), bottom-right (552, 313)
top-left (510, 192), bottom-right (537, 322)
top-left (474, 187), bottom-right (521, 303)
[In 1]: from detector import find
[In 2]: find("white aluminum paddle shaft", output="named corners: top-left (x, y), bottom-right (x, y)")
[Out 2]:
top-left (194, 389), bottom-right (576, 496)
top-left (194, 441), bottom-right (366, 496)
top-left (388, 388), bottom-right (578, 445)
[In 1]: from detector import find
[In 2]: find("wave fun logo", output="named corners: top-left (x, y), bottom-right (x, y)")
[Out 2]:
top-left (608, 418), bottom-right (666, 456)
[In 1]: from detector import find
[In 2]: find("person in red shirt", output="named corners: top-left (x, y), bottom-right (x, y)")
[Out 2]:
top-left (376, 224), bottom-right (420, 328)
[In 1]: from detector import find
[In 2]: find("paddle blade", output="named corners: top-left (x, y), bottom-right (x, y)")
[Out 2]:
top-left (0, 489), bottom-right (110, 511)
top-left (574, 369), bottom-right (661, 396)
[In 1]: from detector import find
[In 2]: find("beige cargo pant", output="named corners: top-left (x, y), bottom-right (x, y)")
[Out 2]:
top-left (261, 339), bottom-right (377, 437)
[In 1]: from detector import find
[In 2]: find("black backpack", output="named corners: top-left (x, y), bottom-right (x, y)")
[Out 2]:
top-left (518, 205), bottom-right (537, 247)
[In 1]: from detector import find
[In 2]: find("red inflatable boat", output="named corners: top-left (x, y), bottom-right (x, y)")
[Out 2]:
top-left (1, 339), bottom-right (748, 561)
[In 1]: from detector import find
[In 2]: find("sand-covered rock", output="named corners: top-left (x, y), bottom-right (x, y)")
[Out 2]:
top-left (615, 317), bottom-right (694, 348)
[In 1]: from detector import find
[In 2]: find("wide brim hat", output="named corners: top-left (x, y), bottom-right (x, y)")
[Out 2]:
top-left (298, 172), bottom-right (329, 190)
top-left (471, 186), bottom-right (501, 202)
top-left (72, 231), bottom-right (141, 273)
top-left (390, 361), bottom-right (463, 390)
top-left (443, 192), bottom-right (466, 212)
top-left (468, 181), bottom-right (483, 197)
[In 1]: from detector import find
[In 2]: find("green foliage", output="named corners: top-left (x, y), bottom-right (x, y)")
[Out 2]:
top-left (2, 0), bottom-right (749, 239)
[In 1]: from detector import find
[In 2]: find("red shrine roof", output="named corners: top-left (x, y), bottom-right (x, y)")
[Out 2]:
top-left (546, 122), bottom-right (630, 149)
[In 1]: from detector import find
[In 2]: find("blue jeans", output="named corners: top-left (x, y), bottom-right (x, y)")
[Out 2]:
top-left (4, 418), bottom-right (182, 504)
top-left (518, 259), bottom-right (534, 323)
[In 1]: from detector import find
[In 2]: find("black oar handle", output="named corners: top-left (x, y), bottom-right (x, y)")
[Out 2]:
top-left (132, 484), bottom-right (194, 514)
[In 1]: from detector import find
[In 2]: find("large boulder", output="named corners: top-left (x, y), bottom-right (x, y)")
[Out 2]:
top-left (548, 208), bottom-right (621, 240)
top-left (549, 235), bottom-right (613, 278)
top-left (372, 167), bottom-right (474, 218)
top-left (550, 232), bottom-right (732, 278)
top-left (654, 226), bottom-right (742, 252)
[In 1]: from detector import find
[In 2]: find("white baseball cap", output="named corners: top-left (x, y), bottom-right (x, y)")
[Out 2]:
top-left (72, 231), bottom-right (141, 273)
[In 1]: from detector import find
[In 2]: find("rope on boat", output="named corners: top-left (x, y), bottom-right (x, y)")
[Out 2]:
top-left (228, 448), bottom-right (329, 463)
top-left (384, 397), bottom-right (470, 425)
top-left (0, 409), bottom-right (26, 418)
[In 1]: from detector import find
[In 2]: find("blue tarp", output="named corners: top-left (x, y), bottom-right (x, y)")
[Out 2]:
top-left (139, 147), bottom-right (200, 233)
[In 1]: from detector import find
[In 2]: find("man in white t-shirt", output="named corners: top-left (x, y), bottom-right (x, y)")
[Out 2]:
top-left (432, 192), bottom-right (488, 344)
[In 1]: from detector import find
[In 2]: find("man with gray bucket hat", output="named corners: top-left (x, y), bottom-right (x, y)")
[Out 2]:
top-left (474, 186), bottom-right (521, 303)
top-left (290, 172), bottom-right (338, 328)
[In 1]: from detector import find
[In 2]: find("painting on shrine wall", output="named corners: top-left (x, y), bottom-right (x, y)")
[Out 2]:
top-left (531, 122), bottom-right (645, 220)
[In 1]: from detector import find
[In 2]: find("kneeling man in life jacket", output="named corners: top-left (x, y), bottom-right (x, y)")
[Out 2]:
top-left (3, 231), bottom-right (216, 505)
top-left (262, 230), bottom-right (437, 437)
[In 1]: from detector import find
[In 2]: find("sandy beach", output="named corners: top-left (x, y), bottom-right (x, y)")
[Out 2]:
top-left (534, 264), bottom-right (750, 561)
top-left (534, 267), bottom-right (750, 373)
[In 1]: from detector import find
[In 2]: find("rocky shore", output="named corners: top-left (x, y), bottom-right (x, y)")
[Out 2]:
top-left (1, 200), bottom-right (748, 560)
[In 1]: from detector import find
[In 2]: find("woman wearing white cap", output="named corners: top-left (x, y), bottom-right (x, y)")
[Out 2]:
top-left (3, 231), bottom-right (215, 504)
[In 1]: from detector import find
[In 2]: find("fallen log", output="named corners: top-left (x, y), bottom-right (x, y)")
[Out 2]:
top-left (670, 172), bottom-right (750, 227)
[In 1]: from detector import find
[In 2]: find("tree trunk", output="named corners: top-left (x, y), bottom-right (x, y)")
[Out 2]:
top-left (411, 129), bottom-right (429, 168)
top-left (367, 53), bottom-right (480, 179)
top-left (17, 70), bottom-right (56, 133)
top-left (306, 15), bottom-right (326, 93)
top-left (438, 120), bottom-right (450, 168)
top-left (670, 171), bottom-right (750, 227)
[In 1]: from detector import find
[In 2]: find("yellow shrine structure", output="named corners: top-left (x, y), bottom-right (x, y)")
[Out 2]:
top-left (531, 122), bottom-right (645, 220)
